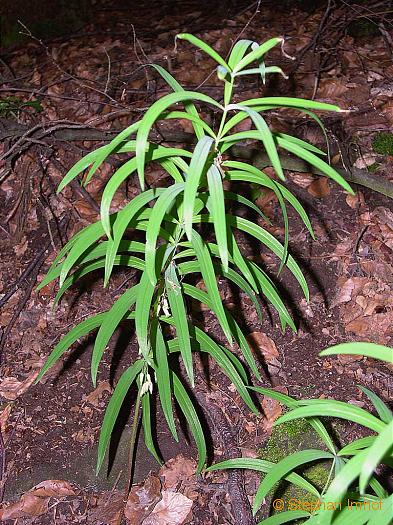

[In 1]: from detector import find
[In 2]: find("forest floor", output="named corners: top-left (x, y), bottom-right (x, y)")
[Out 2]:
top-left (0, 1), bottom-right (392, 523)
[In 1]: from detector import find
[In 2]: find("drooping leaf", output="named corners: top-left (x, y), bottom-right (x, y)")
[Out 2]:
top-left (96, 360), bottom-right (144, 473)
top-left (183, 136), bottom-right (214, 239)
top-left (165, 262), bottom-right (193, 385)
top-left (172, 371), bottom-right (206, 473)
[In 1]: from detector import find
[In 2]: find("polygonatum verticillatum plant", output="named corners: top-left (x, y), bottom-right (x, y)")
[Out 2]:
top-left (36, 34), bottom-right (355, 490)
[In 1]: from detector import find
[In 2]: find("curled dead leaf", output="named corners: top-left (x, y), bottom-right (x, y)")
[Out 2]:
top-left (84, 381), bottom-right (112, 407)
top-left (0, 369), bottom-right (41, 400)
top-left (0, 480), bottom-right (76, 520)
top-left (246, 332), bottom-right (279, 363)
top-left (125, 474), bottom-right (162, 524)
top-left (142, 491), bottom-right (193, 525)
top-left (307, 177), bottom-right (330, 198)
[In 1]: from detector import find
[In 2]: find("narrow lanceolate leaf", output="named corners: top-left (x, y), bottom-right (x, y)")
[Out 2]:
top-left (207, 164), bottom-right (228, 271)
top-left (338, 436), bottom-right (376, 456)
top-left (86, 121), bottom-right (141, 183)
top-left (91, 286), bottom-right (139, 386)
top-left (145, 183), bottom-right (185, 284)
top-left (320, 342), bottom-right (393, 364)
top-left (181, 283), bottom-right (260, 381)
top-left (136, 92), bottom-right (221, 189)
top-left (257, 510), bottom-right (311, 525)
top-left (192, 324), bottom-right (257, 413)
top-left (253, 449), bottom-right (334, 514)
top-left (191, 229), bottom-right (233, 345)
top-left (96, 359), bottom-right (144, 474)
top-left (241, 96), bottom-right (341, 112)
top-left (149, 64), bottom-right (205, 139)
top-left (176, 33), bottom-right (230, 71)
top-left (275, 403), bottom-right (386, 433)
top-left (59, 221), bottom-right (108, 287)
top-left (172, 371), bottom-right (206, 473)
top-left (247, 261), bottom-right (296, 332)
top-left (35, 313), bottom-right (106, 383)
top-left (55, 255), bottom-right (144, 304)
top-left (104, 189), bottom-right (165, 286)
top-left (57, 145), bottom-right (110, 192)
top-left (359, 420), bottom-right (393, 494)
top-left (232, 37), bottom-right (282, 74)
top-left (165, 263), bottom-right (193, 386)
top-left (226, 230), bottom-right (259, 293)
top-left (206, 458), bottom-right (320, 498)
top-left (142, 391), bottom-right (162, 464)
top-left (101, 147), bottom-right (189, 239)
top-left (228, 39), bottom-right (254, 70)
top-left (224, 214), bottom-right (309, 301)
top-left (183, 136), bottom-right (214, 239)
top-left (277, 136), bottom-right (354, 194)
top-left (135, 269), bottom-right (156, 360)
top-left (226, 104), bottom-right (285, 181)
top-left (358, 385), bottom-right (392, 424)
top-left (320, 449), bottom-right (368, 506)
top-left (153, 322), bottom-right (178, 441)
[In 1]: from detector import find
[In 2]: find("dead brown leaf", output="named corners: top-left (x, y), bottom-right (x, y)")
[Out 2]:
top-left (142, 491), bottom-right (193, 525)
top-left (160, 454), bottom-right (196, 490)
top-left (0, 368), bottom-right (42, 400)
top-left (30, 480), bottom-right (76, 498)
top-left (261, 395), bottom-right (283, 430)
top-left (307, 177), bottom-right (330, 198)
top-left (289, 172), bottom-right (315, 188)
top-left (84, 381), bottom-right (112, 407)
top-left (87, 490), bottom-right (124, 525)
top-left (246, 332), bottom-right (279, 362)
top-left (0, 493), bottom-right (48, 520)
top-left (0, 480), bottom-right (76, 520)
top-left (125, 474), bottom-right (162, 524)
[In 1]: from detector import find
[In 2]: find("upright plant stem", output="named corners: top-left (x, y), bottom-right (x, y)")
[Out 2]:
top-left (124, 386), bottom-right (143, 499)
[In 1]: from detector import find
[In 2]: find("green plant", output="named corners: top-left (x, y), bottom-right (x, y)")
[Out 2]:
top-left (0, 96), bottom-right (42, 118)
top-left (36, 34), bottom-right (353, 497)
top-left (372, 132), bottom-right (393, 156)
top-left (209, 342), bottom-right (393, 524)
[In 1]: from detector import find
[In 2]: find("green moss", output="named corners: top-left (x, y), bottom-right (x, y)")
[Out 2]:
top-left (372, 132), bottom-right (393, 156)
top-left (257, 417), bottom-right (332, 522)
top-left (367, 162), bottom-right (380, 173)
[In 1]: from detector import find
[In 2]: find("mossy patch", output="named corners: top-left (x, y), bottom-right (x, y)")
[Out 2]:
top-left (367, 162), bottom-right (380, 173)
top-left (257, 417), bottom-right (332, 521)
top-left (372, 132), bottom-right (393, 156)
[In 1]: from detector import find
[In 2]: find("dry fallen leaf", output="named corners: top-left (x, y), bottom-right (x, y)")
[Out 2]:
top-left (307, 177), bottom-right (330, 198)
top-left (0, 493), bottom-right (49, 520)
top-left (261, 396), bottom-right (283, 429)
top-left (346, 192), bottom-right (365, 209)
top-left (142, 491), bottom-right (193, 525)
top-left (84, 381), bottom-right (112, 407)
top-left (87, 490), bottom-right (124, 525)
top-left (0, 369), bottom-right (41, 400)
top-left (246, 332), bottom-right (279, 362)
top-left (0, 403), bottom-right (13, 434)
top-left (289, 172), bottom-right (315, 188)
top-left (125, 474), bottom-right (162, 524)
top-left (160, 454), bottom-right (196, 490)
top-left (0, 480), bottom-right (76, 520)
